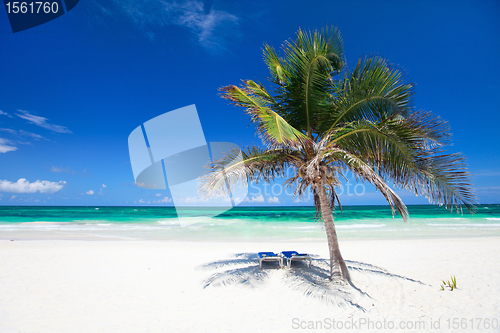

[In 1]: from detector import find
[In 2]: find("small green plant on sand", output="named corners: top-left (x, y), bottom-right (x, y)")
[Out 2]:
top-left (440, 276), bottom-right (457, 291)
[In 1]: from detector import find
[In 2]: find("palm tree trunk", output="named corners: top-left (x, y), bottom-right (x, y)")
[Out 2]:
top-left (317, 182), bottom-right (350, 282)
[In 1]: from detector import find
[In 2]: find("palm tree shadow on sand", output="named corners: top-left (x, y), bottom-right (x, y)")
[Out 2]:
top-left (199, 253), bottom-right (428, 311)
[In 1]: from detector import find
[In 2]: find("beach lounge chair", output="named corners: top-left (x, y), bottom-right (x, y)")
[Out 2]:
top-left (258, 252), bottom-right (283, 269)
top-left (281, 251), bottom-right (312, 268)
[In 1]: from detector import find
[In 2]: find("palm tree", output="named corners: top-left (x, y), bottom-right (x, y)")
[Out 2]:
top-left (200, 26), bottom-right (475, 282)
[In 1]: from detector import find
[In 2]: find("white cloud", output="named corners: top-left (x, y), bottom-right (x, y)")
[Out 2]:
top-left (98, 190), bottom-right (104, 195)
top-left (243, 194), bottom-right (264, 203)
top-left (0, 128), bottom-right (46, 141)
top-left (0, 128), bottom-right (17, 135)
top-left (185, 196), bottom-right (198, 203)
top-left (18, 129), bottom-right (44, 140)
top-left (0, 138), bottom-right (17, 153)
top-left (16, 110), bottom-right (72, 134)
top-left (179, 196), bottom-right (210, 203)
top-left (170, 1), bottom-right (238, 47)
top-left (86, 190), bottom-right (94, 195)
top-left (11, 195), bottom-right (16, 200)
top-left (0, 129), bottom-right (47, 153)
top-left (177, 196), bottom-right (209, 204)
top-left (109, 0), bottom-right (239, 50)
top-left (98, 184), bottom-right (107, 195)
top-left (156, 196), bottom-right (172, 203)
top-left (0, 178), bottom-right (66, 193)
top-left (134, 181), bottom-right (163, 188)
top-left (268, 196), bottom-right (280, 204)
top-left (254, 195), bottom-right (264, 202)
top-left (139, 199), bottom-right (151, 204)
top-left (221, 196), bottom-right (242, 203)
top-left (155, 193), bottom-right (162, 197)
top-left (51, 166), bottom-right (76, 174)
top-left (0, 110), bottom-right (12, 117)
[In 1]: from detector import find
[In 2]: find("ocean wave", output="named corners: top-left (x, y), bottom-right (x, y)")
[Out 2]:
top-left (86, 234), bottom-right (137, 240)
top-left (337, 223), bottom-right (386, 229)
top-left (0, 223), bottom-right (168, 231)
top-left (428, 223), bottom-right (500, 227)
top-left (271, 225), bottom-right (318, 230)
top-left (157, 220), bottom-right (181, 226)
top-left (20, 221), bottom-right (70, 225)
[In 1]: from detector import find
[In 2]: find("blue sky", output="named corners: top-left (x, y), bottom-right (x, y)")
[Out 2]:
top-left (0, 0), bottom-right (499, 206)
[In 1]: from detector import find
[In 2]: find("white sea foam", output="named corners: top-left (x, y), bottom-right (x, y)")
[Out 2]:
top-left (72, 220), bottom-right (109, 224)
top-left (428, 223), bottom-right (500, 227)
top-left (121, 225), bottom-right (161, 230)
top-left (271, 225), bottom-right (318, 230)
top-left (288, 226), bottom-right (318, 230)
top-left (88, 234), bottom-right (137, 240)
top-left (185, 225), bottom-right (203, 229)
top-left (337, 224), bottom-right (386, 229)
top-left (20, 221), bottom-right (70, 225)
top-left (157, 220), bottom-right (180, 226)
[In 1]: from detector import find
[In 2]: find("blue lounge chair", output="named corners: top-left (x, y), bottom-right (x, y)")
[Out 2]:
top-left (258, 252), bottom-right (283, 269)
top-left (281, 251), bottom-right (312, 268)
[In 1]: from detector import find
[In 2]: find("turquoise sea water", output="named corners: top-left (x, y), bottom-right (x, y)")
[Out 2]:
top-left (0, 205), bottom-right (499, 241)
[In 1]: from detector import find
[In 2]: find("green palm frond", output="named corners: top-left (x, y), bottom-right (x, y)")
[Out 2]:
top-left (264, 45), bottom-right (289, 85)
top-left (263, 26), bottom-right (345, 137)
top-left (324, 56), bottom-right (413, 134)
top-left (330, 118), bottom-right (422, 180)
top-left (409, 150), bottom-right (476, 213)
top-left (220, 84), bottom-right (308, 148)
top-left (211, 25), bottom-right (475, 221)
top-left (324, 113), bottom-right (476, 213)
top-left (207, 25), bottom-right (476, 282)
top-left (199, 146), bottom-right (301, 198)
top-left (316, 148), bottom-right (409, 221)
top-left (244, 80), bottom-right (276, 102)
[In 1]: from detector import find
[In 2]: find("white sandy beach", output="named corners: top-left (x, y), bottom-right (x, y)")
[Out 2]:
top-left (1, 237), bottom-right (499, 332)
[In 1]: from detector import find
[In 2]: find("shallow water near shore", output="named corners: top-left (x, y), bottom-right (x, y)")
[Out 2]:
top-left (0, 204), bottom-right (499, 241)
